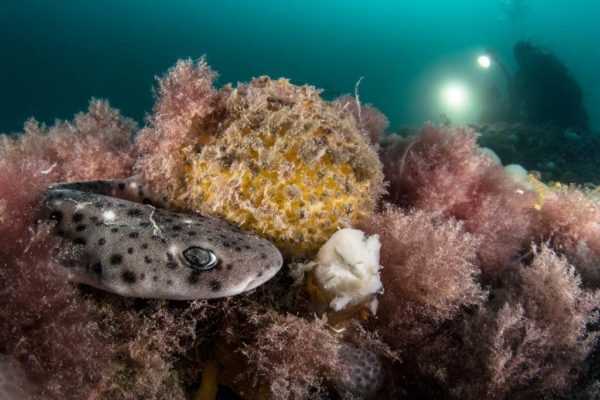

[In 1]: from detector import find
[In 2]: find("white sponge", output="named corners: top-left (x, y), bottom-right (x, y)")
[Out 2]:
top-left (504, 163), bottom-right (535, 190)
top-left (313, 228), bottom-right (383, 313)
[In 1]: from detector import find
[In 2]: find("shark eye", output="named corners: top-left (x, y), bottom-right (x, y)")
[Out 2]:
top-left (182, 247), bottom-right (218, 271)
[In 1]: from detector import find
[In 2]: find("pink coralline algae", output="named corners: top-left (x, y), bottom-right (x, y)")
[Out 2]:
top-left (361, 204), bottom-right (487, 349)
top-left (0, 99), bottom-right (136, 399)
top-left (382, 123), bottom-right (536, 280)
top-left (0, 59), bottom-right (599, 400)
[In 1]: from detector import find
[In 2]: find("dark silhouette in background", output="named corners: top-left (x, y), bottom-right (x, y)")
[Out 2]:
top-left (480, 41), bottom-right (589, 134)
top-left (473, 41), bottom-right (600, 185)
top-left (511, 41), bottom-right (589, 133)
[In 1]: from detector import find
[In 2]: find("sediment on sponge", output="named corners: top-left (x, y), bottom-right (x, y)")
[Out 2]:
top-left (135, 60), bottom-right (385, 260)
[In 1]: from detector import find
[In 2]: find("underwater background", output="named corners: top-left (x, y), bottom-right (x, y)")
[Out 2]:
top-left (4, 2), bottom-right (600, 400)
top-left (1, 0), bottom-right (599, 134)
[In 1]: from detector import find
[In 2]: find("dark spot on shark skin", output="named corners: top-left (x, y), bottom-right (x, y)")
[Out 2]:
top-left (166, 279), bottom-right (173, 285)
top-left (91, 262), bottom-right (102, 275)
top-left (139, 222), bottom-right (151, 228)
top-left (118, 182), bottom-right (126, 190)
top-left (128, 231), bottom-right (139, 239)
top-left (90, 216), bottom-right (98, 222)
top-left (257, 271), bottom-right (263, 278)
top-left (141, 243), bottom-right (149, 249)
top-left (188, 270), bottom-right (200, 284)
top-left (235, 246), bottom-right (242, 252)
top-left (144, 256), bottom-right (152, 264)
top-left (94, 201), bottom-right (104, 208)
top-left (98, 238), bottom-right (106, 246)
top-left (127, 209), bottom-right (143, 217)
top-left (122, 270), bottom-right (136, 283)
top-left (127, 247), bottom-right (134, 254)
top-left (209, 280), bottom-right (222, 292)
top-left (75, 224), bottom-right (86, 232)
top-left (260, 253), bottom-right (267, 259)
top-left (110, 254), bottom-right (123, 265)
top-left (50, 211), bottom-right (63, 222)
top-left (167, 262), bottom-right (178, 270)
top-left (153, 276), bottom-right (158, 282)
top-left (226, 263), bottom-right (233, 271)
top-left (172, 225), bottom-right (182, 231)
top-left (118, 203), bottom-right (127, 208)
top-left (111, 227), bottom-right (119, 233)
top-left (72, 213), bottom-right (84, 223)
top-left (187, 231), bottom-right (196, 236)
top-left (73, 237), bottom-right (87, 245)
top-left (166, 253), bottom-right (178, 269)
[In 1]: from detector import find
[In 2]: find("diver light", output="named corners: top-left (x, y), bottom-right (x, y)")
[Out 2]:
top-left (477, 54), bottom-right (491, 69)
top-left (441, 82), bottom-right (469, 109)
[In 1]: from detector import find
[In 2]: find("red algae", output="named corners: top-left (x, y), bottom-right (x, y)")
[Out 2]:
top-left (1, 59), bottom-right (600, 400)
top-left (382, 123), bottom-right (535, 279)
top-left (0, 99), bottom-right (135, 399)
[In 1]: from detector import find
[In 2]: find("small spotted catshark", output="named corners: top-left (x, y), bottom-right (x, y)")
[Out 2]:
top-left (38, 178), bottom-right (283, 300)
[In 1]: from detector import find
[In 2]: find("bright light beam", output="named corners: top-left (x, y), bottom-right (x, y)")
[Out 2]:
top-left (441, 82), bottom-right (469, 109)
top-left (477, 55), bottom-right (491, 69)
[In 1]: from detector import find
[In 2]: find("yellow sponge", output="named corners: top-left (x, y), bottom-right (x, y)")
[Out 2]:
top-left (170, 77), bottom-right (384, 259)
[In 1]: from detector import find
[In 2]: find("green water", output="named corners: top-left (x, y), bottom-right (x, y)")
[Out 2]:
top-left (1, 0), bottom-right (599, 133)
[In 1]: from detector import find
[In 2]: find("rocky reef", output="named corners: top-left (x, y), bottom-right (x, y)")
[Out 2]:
top-left (1, 59), bottom-right (600, 399)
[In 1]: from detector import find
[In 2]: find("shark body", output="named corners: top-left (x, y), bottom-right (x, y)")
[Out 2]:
top-left (39, 178), bottom-right (283, 300)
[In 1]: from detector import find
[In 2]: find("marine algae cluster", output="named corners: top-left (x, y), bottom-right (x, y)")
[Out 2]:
top-left (136, 60), bottom-right (384, 259)
top-left (6, 58), bottom-right (600, 400)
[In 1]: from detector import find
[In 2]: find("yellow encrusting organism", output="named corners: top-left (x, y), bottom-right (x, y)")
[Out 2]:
top-left (528, 173), bottom-right (551, 210)
top-left (166, 77), bottom-right (384, 259)
top-left (195, 360), bottom-right (218, 400)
